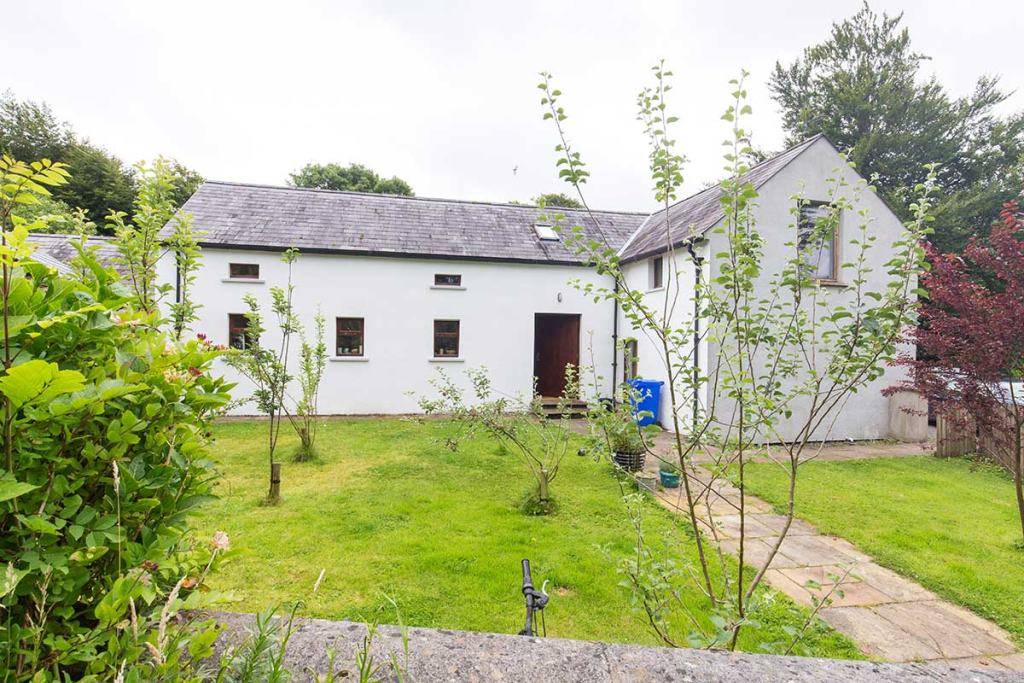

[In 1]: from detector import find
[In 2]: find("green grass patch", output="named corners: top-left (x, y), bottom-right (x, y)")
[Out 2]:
top-left (197, 419), bottom-right (861, 657)
top-left (743, 455), bottom-right (1024, 645)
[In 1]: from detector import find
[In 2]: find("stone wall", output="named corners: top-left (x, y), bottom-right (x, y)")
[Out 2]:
top-left (207, 611), bottom-right (1017, 682)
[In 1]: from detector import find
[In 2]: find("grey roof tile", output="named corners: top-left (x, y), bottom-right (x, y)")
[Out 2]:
top-left (618, 135), bottom-right (825, 262)
top-left (28, 233), bottom-right (122, 273)
top-left (164, 183), bottom-right (648, 265)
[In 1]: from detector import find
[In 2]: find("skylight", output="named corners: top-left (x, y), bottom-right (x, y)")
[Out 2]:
top-left (534, 224), bottom-right (559, 241)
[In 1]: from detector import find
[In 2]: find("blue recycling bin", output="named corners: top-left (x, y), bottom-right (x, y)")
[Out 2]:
top-left (628, 379), bottom-right (664, 427)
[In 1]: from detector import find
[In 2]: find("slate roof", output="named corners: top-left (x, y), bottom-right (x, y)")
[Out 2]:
top-left (618, 135), bottom-right (826, 262)
top-left (166, 183), bottom-right (648, 265)
top-left (28, 233), bottom-right (122, 273)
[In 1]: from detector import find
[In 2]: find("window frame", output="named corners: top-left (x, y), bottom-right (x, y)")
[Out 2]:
top-left (433, 319), bottom-right (460, 358)
top-left (228, 313), bottom-right (252, 350)
top-left (434, 273), bottom-right (463, 287)
top-left (228, 263), bottom-right (260, 280)
top-left (335, 317), bottom-right (365, 357)
top-left (798, 200), bottom-right (840, 283)
top-left (649, 255), bottom-right (664, 290)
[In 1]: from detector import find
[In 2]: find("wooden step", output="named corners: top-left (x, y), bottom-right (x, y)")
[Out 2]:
top-left (539, 398), bottom-right (589, 419)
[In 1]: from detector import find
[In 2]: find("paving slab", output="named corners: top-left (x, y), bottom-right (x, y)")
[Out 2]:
top-left (872, 602), bottom-right (1017, 660)
top-left (852, 564), bottom-right (937, 602)
top-left (709, 514), bottom-right (779, 539)
top-left (946, 657), bottom-right (1009, 670)
top-left (750, 512), bottom-right (818, 536)
top-left (779, 565), bottom-right (862, 586)
top-left (993, 653), bottom-right (1024, 671)
top-left (819, 606), bottom-right (943, 661)
top-left (777, 534), bottom-right (859, 566)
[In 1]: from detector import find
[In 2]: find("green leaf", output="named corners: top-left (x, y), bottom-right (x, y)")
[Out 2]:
top-left (0, 359), bottom-right (85, 409)
top-left (0, 472), bottom-right (38, 502)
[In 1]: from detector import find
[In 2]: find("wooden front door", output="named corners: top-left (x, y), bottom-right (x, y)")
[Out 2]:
top-left (533, 313), bottom-right (581, 398)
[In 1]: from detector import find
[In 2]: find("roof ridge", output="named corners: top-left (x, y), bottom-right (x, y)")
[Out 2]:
top-left (200, 180), bottom-right (650, 217)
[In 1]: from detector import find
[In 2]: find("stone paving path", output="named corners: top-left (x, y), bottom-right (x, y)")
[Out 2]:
top-left (645, 466), bottom-right (1024, 672)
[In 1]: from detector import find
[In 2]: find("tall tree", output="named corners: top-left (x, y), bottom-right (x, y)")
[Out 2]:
top-left (0, 91), bottom-right (203, 227)
top-left (768, 2), bottom-right (1024, 252)
top-left (288, 162), bottom-right (414, 196)
top-left (533, 192), bottom-right (583, 209)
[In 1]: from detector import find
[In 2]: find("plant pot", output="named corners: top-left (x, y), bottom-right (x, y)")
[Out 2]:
top-left (659, 470), bottom-right (681, 488)
top-left (613, 450), bottom-right (645, 472)
top-left (636, 474), bottom-right (658, 491)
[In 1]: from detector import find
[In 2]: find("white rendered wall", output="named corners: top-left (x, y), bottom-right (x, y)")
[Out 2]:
top-left (701, 137), bottom-right (912, 442)
top-left (158, 250), bottom-right (618, 414)
top-left (616, 137), bottom-right (913, 442)
top-left (617, 247), bottom-right (707, 432)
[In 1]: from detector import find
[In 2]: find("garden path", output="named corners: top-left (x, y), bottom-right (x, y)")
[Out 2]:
top-left (646, 462), bottom-right (1024, 671)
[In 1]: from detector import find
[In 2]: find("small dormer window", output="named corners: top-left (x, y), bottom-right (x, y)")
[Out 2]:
top-left (534, 224), bottom-right (559, 241)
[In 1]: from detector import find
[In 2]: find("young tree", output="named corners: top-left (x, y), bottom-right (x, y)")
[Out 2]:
top-left (768, 2), bottom-right (1024, 253)
top-left (893, 192), bottom-right (1024, 542)
top-left (288, 162), bottom-right (414, 196)
top-left (414, 366), bottom-right (578, 511)
top-left (224, 248), bottom-right (300, 502)
top-left (291, 305), bottom-right (327, 461)
top-left (538, 65), bottom-right (931, 650)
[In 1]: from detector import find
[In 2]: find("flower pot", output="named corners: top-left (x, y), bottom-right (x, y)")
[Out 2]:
top-left (659, 470), bottom-right (680, 488)
top-left (613, 450), bottom-right (645, 472)
top-left (636, 474), bottom-right (658, 492)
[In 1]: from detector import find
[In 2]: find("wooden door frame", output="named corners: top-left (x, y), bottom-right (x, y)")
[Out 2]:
top-left (533, 313), bottom-right (581, 398)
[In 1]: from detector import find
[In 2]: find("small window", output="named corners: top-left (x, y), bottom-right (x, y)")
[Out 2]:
top-left (534, 224), bottom-right (559, 241)
top-left (434, 320), bottom-right (460, 357)
top-left (624, 339), bottom-right (638, 381)
top-left (336, 318), bottom-right (364, 356)
top-left (434, 274), bottom-right (462, 287)
top-left (798, 201), bottom-right (837, 281)
top-left (229, 263), bottom-right (260, 279)
top-left (228, 313), bottom-right (253, 350)
top-left (649, 256), bottom-right (664, 290)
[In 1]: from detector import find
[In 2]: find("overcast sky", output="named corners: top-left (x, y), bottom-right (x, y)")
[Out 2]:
top-left (6, 0), bottom-right (1023, 213)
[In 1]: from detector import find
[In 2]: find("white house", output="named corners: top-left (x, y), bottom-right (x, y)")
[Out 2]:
top-left (30, 135), bottom-right (913, 441)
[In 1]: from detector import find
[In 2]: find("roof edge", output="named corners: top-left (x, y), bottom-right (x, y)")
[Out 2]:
top-left (194, 180), bottom-right (650, 218)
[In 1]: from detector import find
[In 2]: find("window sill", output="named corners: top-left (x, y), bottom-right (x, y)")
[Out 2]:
top-left (430, 285), bottom-right (467, 291)
top-left (222, 278), bottom-right (265, 284)
top-left (815, 280), bottom-right (847, 288)
top-left (646, 286), bottom-right (665, 294)
top-left (330, 356), bottom-right (369, 362)
top-left (429, 357), bottom-right (464, 363)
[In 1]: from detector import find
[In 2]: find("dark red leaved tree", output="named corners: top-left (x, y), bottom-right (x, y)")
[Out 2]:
top-left (895, 192), bottom-right (1024, 541)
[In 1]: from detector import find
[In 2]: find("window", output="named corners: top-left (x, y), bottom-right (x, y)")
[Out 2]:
top-left (434, 274), bottom-right (462, 287)
top-left (229, 263), bottom-right (260, 279)
top-left (649, 256), bottom-right (664, 290)
top-left (534, 224), bottom-right (559, 241)
top-left (336, 318), bottom-right (364, 356)
top-left (433, 320), bottom-right (460, 357)
top-left (624, 339), bottom-right (639, 380)
top-left (228, 313), bottom-right (253, 350)
top-left (798, 201), bottom-right (838, 281)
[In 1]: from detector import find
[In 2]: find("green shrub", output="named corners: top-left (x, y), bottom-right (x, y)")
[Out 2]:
top-left (0, 157), bottom-right (233, 681)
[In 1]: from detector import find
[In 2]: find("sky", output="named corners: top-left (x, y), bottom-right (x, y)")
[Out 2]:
top-left (6, 0), bottom-right (1023, 213)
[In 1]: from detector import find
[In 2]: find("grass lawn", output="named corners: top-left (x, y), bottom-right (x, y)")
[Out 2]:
top-left (196, 419), bottom-right (861, 658)
top-left (743, 455), bottom-right (1024, 645)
